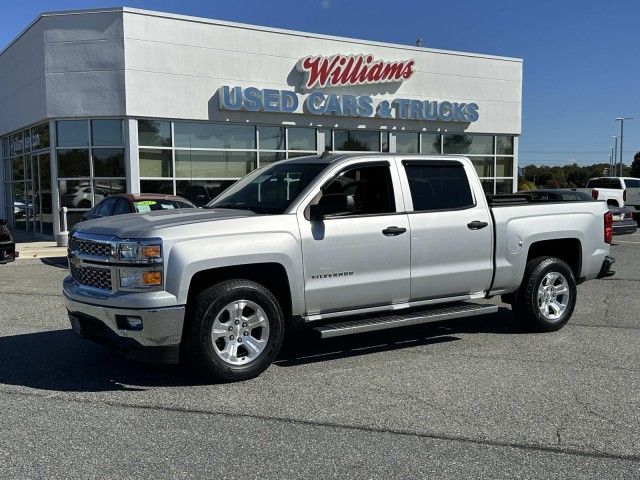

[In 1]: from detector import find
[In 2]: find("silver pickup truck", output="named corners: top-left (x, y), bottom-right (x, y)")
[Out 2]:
top-left (64, 154), bottom-right (615, 381)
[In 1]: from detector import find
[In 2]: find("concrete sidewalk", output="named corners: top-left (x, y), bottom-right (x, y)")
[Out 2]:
top-left (15, 240), bottom-right (67, 260)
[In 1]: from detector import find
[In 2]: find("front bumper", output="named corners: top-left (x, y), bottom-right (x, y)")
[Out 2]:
top-left (0, 242), bottom-right (17, 264)
top-left (597, 255), bottom-right (616, 279)
top-left (64, 292), bottom-right (185, 364)
top-left (612, 220), bottom-right (637, 236)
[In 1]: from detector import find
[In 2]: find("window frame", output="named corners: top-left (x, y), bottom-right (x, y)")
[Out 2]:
top-left (306, 161), bottom-right (398, 220)
top-left (401, 159), bottom-right (477, 213)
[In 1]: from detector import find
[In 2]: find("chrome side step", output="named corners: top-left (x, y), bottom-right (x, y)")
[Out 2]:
top-left (313, 302), bottom-right (498, 339)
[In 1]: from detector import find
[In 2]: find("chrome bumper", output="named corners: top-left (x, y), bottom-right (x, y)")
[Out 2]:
top-left (64, 292), bottom-right (185, 364)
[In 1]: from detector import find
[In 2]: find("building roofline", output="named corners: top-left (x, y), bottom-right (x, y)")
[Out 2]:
top-left (1, 6), bottom-right (523, 63)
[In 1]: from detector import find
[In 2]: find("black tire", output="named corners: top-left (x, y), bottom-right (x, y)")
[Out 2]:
top-left (184, 279), bottom-right (285, 382)
top-left (512, 257), bottom-right (577, 332)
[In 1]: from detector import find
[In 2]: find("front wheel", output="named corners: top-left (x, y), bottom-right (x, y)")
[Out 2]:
top-left (185, 279), bottom-right (285, 382)
top-left (512, 257), bottom-right (577, 332)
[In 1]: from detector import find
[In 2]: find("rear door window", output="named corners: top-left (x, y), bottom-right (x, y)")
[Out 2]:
top-left (403, 162), bottom-right (474, 211)
top-left (587, 178), bottom-right (622, 189)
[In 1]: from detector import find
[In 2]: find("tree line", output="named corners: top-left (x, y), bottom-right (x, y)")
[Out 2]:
top-left (519, 151), bottom-right (640, 190)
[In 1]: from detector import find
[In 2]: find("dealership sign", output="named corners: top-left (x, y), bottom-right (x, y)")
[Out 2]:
top-left (218, 53), bottom-right (479, 122)
top-left (296, 54), bottom-right (415, 90)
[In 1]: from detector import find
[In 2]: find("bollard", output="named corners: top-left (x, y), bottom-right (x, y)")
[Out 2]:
top-left (56, 207), bottom-right (69, 247)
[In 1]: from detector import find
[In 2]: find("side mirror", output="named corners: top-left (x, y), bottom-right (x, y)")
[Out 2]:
top-left (310, 193), bottom-right (355, 220)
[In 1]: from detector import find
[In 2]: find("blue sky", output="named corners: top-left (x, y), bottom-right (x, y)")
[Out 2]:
top-left (2, 0), bottom-right (639, 167)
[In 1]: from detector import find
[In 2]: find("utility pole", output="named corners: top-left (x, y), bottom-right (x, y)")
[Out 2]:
top-left (615, 117), bottom-right (633, 176)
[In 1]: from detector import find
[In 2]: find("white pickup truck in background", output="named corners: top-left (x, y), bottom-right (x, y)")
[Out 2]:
top-left (577, 177), bottom-right (640, 209)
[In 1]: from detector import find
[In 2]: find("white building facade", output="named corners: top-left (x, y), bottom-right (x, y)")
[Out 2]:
top-left (0, 7), bottom-right (523, 238)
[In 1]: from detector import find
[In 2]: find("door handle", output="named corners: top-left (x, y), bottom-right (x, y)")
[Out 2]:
top-left (467, 220), bottom-right (489, 230)
top-left (382, 226), bottom-right (407, 236)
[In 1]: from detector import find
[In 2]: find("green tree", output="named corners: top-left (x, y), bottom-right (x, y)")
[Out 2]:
top-left (631, 152), bottom-right (640, 178)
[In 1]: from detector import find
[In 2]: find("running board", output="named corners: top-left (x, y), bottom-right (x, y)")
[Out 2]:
top-left (313, 302), bottom-right (498, 339)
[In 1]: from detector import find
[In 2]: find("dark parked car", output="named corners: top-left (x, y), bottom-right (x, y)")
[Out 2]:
top-left (518, 189), bottom-right (594, 202)
top-left (0, 219), bottom-right (17, 264)
top-left (81, 194), bottom-right (196, 222)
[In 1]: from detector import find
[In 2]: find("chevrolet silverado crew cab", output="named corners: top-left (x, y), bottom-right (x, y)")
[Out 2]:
top-left (64, 154), bottom-right (615, 382)
top-left (577, 177), bottom-right (640, 209)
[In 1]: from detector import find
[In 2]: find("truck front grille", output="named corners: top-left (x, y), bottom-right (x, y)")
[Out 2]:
top-left (70, 263), bottom-right (112, 291)
top-left (68, 237), bottom-right (113, 257)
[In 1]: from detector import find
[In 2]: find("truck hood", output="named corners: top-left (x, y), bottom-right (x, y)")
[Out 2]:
top-left (74, 208), bottom-right (257, 238)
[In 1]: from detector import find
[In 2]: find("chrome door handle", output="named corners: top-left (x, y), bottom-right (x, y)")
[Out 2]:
top-left (467, 221), bottom-right (489, 230)
top-left (382, 226), bottom-right (407, 236)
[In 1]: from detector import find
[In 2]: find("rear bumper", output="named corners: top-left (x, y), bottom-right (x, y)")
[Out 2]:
top-left (597, 255), bottom-right (616, 279)
top-left (64, 294), bottom-right (185, 364)
top-left (0, 242), bottom-right (16, 264)
top-left (613, 220), bottom-right (637, 235)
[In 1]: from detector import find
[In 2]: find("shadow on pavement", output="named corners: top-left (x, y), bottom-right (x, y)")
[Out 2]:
top-left (0, 307), bottom-right (519, 392)
top-left (0, 329), bottom-right (205, 393)
top-left (40, 257), bottom-right (68, 269)
top-left (276, 307), bottom-right (520, 366)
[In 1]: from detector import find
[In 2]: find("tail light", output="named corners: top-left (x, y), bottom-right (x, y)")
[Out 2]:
top-left (604, 211), bottom-right (613, 244)
top-left (623, 190), bottom-right (627, 202)
top-left (591, 189), bottom-right (599, 200)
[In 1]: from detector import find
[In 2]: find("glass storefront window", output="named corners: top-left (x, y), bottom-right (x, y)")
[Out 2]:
top-left (175, 150), bottom-right (256, 178)
top-left (93, 148), bottom-right (125, 177)
top-left (395, 132), bottom-right (419, 154)
top-left (496, 136), bottom-right (514, 155)
top-left (138, 120), bottom-right (172, 147)
top-left (174, 122), bottom-right (255, 149)
top-left (57, 149), bottom-right (90, 177)
top-left (260, 127), bottom-right (286, 150)
top-left (9, 131), bottom-right (23, 156)
top-left (496, 179), bottom-right (514, 194)
top-left (59, 180), bottom-right (93, 209)
top-left (421, 133), bottom-right (441, 154)
top-left (176, 180), bottom-right (235, 206)
top-left (31, 123), bottom-right (50, 150)
top-left (443, 134), bottom-right (494, 155)
top-left (470, 157), bottom-right (494, 178)
top-left (381, 131), bottom-right (389, 152)
top-left (12, 157), bottom-right (25, 180)
top-left (93, 179), bottom-right (126, 200)
top-left (496, 157), bottom-right (514, 177)
top-left (259, 151), bottom-right (286, 164)
top-left (287, 127), bottom-right (316, 151)
top-left (140, 180), bottom-right (174, 195)
top-left (481, 179), bottom-right (495, 195)
top-left (320, 128), bottom-right (332, 151)
top-left (334, 130), bottom-right (380, 151)
top-left (139, 149), bottom-right (172, 177)
top-left (56, 120), bottom-right (89, 147)
top-left (92, 119), bottom-right (124, 146)
top-left (287, 152), bottom-right (315, 159)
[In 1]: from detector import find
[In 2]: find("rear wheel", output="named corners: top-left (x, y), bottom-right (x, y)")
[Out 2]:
top-left (512, 257), bottom-right (577, 332)
top-left (185, 279), bottom-right (285, 382)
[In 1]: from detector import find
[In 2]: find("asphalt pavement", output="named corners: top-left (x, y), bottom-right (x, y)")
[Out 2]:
top-left (0, 234), bottom-right (639, 479)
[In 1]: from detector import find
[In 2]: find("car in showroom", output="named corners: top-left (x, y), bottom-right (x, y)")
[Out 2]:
top-left (81, 194), bottom-right (196, 222)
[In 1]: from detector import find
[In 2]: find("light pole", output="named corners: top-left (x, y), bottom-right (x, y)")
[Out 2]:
top-left (611, 136), bottom-right (618, 176)
top-left (615, 117), bottom-right (633, 176)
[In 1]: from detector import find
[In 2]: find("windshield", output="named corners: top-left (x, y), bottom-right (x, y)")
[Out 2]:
top-left (206, 162), bottom-right (327, 214)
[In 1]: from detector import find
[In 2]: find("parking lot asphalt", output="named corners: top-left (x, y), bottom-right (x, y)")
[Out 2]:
top-left (0, 234), bottom-right (639, 479)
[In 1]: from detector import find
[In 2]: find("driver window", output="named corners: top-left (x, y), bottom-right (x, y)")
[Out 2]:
top-left (321, 165), bottom-right (395, 215)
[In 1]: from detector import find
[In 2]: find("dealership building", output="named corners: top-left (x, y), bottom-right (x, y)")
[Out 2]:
top-left (0, 7), bottom-right (523, 239)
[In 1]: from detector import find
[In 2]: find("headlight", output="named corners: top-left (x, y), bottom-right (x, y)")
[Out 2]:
top-left (117, 240), bottom-right (162, 264)
top-left (119, 268), bottom-right (163, 288)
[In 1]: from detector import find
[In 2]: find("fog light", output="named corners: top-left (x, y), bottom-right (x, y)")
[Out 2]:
top-left (116, 315), bottom-right (143, 331)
